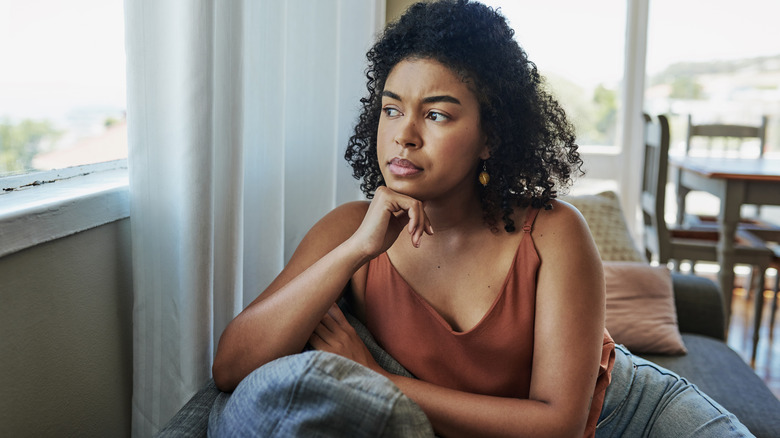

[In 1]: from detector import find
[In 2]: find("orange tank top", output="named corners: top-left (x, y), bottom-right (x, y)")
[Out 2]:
top-left (364, 208), bottom-right (615, 438)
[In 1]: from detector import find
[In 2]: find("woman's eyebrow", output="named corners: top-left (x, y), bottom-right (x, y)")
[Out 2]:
top-left (422, 95), bottom-right (461, 105)
top-left (381, 90), bottom-right (402, 101)
top-left (381, 90), bottom-right (461, 105)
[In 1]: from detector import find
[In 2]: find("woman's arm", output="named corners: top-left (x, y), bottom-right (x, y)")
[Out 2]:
top-left (313, 201), bottom-right (605, 437)
top-left (212, 187), bottom-right (432, 391)
top-left (211, 202), bottom-right (366, 391)
top-left (525, 201), bottom-right (606, 436)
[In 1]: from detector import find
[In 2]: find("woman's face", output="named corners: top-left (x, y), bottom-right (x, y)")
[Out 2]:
top-left (377, 58), bottom-right (489, 202)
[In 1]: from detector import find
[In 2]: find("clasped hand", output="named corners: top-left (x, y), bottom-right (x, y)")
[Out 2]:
top-left (349, 186), bottom-right (434, 258)
top-left (308, 303), bottom-right (387, 376)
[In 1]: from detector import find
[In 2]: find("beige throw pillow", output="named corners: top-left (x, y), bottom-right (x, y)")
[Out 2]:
top-left (562, 191), bottom-right (645, 262)
top-left (603, 261), bottom-right (687, 355)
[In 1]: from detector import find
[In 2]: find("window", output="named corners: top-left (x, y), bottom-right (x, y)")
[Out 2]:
top-left (0, 0), bottom-right (126, 177)
top-left (644, 0), bottom-right (780, 157)
top-left (480, 0), bottom-right (628, 196)
top-left (0, 0), bottom-right (128, 257)
top-left (481, 0), bottom-right (627, 148)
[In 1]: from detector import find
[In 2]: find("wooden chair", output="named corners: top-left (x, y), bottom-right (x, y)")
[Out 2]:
top-left (674, 115), bottom-right (780, 326)
top-left (675, 114), bottom-right (769, 226)
top-left (746, 233), bottom-right (780, 364)
top-left (685, 114), bottom-right (768, 158)
top-left (641, 114), bottom-right (774, 346)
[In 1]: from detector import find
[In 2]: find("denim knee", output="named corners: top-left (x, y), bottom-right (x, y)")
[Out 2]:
top-left (210, 351), bottom-right (433, 437)
top-left (597, 345), bottom-right (753, 437)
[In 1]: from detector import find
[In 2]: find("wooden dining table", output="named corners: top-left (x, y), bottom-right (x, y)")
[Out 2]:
top-left (669, 156), bottom-right (780, 323)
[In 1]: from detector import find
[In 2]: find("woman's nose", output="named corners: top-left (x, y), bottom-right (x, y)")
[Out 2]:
top-left (394, 118), bottom-right (422, 148)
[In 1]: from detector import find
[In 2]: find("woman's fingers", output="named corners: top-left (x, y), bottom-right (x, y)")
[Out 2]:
top-left (309, 304), bottom-right (384, 373)
top-left (318, 305), bottom-right (344, 335)
top-left (309, 304), bottom-right (357, 353)
top-left (326, 302), bottom-right (348, 324)
top-left (359, 186), bottom-right (433, 252)
top-left (310, 319), bottom-right (332, 344)
top-left (405, 201), bottom-right (420, 246)
top-left (396, 193), bottom-right (430, 248)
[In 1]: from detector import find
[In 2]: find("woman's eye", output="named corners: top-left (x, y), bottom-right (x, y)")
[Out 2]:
top-left (427, 111), bottom-right (449, 122)
top-left (383, 107), bottom-right (401, 117)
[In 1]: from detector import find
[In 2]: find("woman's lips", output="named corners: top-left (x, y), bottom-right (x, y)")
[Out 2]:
top-left (388, 158), bottom-right (422, 177)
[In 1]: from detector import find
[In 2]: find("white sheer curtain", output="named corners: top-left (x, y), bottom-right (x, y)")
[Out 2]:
top-left (124, 0), bottom-right (383, 435)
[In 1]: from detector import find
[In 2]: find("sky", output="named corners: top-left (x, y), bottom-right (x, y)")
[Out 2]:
top-left (645, 0), bottom-right (780, 72)
top-left (0, 0), bottom-right (126, 121)
top-left (482, 0), bottom-right (780, 88)
top-left (482, 0), bottom-right (626, 88)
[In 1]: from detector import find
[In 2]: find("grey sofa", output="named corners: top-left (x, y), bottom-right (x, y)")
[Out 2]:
top-left (157, 273), bottom-right (780, 438)
top-left (641, 274), bottom-right (780, 438)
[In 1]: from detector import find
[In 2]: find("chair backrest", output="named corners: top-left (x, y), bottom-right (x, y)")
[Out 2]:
top-left (685, 114), bottom-right (768, 158)
top-left (641, 113), bottom-right (672, 263)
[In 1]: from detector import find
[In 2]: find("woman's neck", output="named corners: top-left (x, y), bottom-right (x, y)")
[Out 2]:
top-left (422, 191), bottom-right (487, 236)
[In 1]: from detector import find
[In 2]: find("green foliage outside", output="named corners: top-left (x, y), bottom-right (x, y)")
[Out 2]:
top-left (669, 76), bottom-right (703, 99)
top-left (545, 74), bottom-right (618, 146)
top-left (0, 119), bottom-right (62, 175)
top-left (592, 85), bottom-right (618, 143)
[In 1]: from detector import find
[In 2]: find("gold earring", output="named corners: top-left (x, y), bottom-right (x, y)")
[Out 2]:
top-left (478, 161), bottom-right (490, 186)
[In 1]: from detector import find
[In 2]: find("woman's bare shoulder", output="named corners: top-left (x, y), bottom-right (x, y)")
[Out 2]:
top-left (531, 199), bottom-right (596, 255)
top-left (534, 199), bottom-right (589, 233)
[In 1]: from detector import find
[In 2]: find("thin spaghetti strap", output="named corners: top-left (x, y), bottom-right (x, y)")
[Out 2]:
top-left (521, 208), bottom-right (541, 233)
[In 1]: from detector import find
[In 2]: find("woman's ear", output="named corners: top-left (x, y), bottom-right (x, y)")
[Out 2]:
top-left (479, 131), bottom-right (491, 160)
top-left (479, 142), bottom-right (491, 161)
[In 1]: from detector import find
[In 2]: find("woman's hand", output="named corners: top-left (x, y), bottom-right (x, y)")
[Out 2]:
top-left (349, 186), bottom-right (433, 259)
top-left (309, 303), bottom-right (387, 375)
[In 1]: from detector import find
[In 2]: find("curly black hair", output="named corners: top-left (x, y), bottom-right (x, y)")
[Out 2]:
top-left (345, 0), bottom-right (583, 232)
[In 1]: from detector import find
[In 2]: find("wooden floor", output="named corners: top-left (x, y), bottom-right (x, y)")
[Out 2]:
top-left (723, 275), bottom-right (780, 400)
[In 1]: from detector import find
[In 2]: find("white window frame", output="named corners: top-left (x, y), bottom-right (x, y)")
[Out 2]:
top-left (579, 0), bottom-right (648, 237)
top-left (0, 160), bottom-right (129, 258)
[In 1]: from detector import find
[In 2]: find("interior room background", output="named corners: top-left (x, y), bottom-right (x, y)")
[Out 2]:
top-left (1, 0), bottom-right (777, 436)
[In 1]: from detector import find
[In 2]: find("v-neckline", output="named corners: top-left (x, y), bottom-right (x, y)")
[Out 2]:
top-left (380, 233), bottom-right (529, 335)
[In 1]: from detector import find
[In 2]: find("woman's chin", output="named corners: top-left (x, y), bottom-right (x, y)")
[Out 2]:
top-left (383, 182), bottom-right (425, 200)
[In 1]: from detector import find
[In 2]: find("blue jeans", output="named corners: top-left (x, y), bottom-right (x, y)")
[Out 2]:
top-left (596, 344), bottom-right (753, 437)
top-left (209, 351), bottom-right (434, 437)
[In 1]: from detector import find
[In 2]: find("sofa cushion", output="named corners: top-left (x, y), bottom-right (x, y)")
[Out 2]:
top-left (641, 334), bottom-right (780, 438)
top-left (156, 379), bottom-right (219, 437)
top-left (562, 191), bottom-right (645, 262)
top-left (670, 273), bottom-right (726, 340)
top-left (604, 261), bottom-right (687, 355)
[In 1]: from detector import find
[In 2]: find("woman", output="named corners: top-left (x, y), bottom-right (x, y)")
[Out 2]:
top-left (212, 1), bottom-right (752, 436)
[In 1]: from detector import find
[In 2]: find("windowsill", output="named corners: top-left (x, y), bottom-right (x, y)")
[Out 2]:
top-left (578, 144), bottom-right (621, 155)
top-left (0, 161), bottom-right (130, 258)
